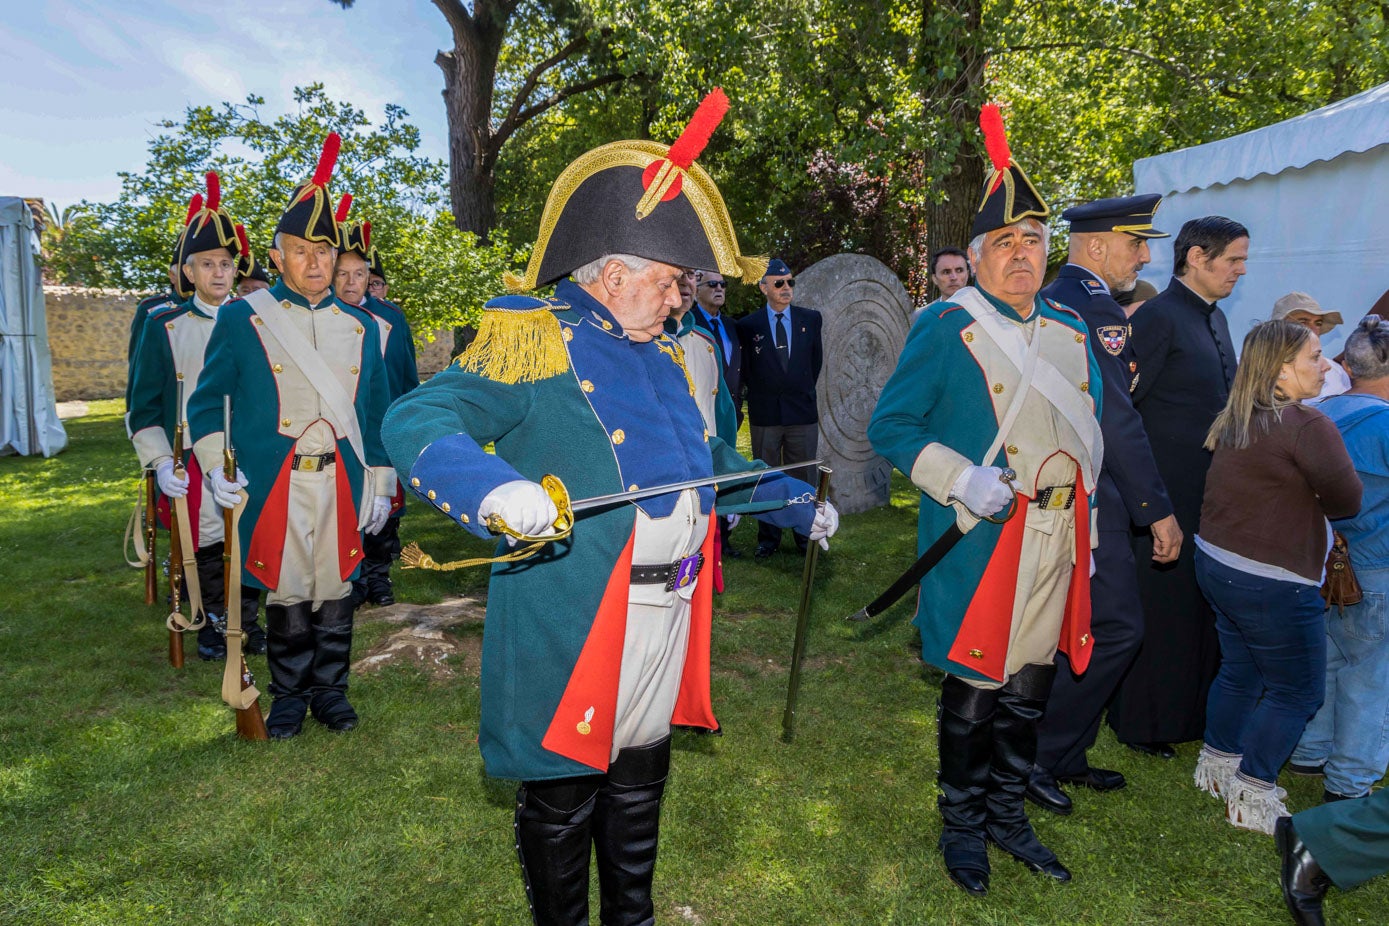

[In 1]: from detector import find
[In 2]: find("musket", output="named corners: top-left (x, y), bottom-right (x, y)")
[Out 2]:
top-left (166, 381), bottom-right (186, 668)
top-left (781, 465), bottom-right (833, 743)
top-left (222, 396), bottom-right (268, 741)
top-left (143, 468), bottom-right (158, 605)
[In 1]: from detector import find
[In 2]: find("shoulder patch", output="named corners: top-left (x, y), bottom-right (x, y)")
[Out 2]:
top-left (1097, 324), bottom-right (1128, 356)
top-left (1083, 279), bottom-right (1106, 295)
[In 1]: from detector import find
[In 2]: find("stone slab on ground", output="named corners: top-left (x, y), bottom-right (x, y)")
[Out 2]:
top-left (352, 596), bottom-right (486, 679)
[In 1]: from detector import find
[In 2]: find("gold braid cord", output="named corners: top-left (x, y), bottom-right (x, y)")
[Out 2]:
top-left (654, 335), bottom-right (695, 396)
top-left (401, 475), bottom-right (574, 572)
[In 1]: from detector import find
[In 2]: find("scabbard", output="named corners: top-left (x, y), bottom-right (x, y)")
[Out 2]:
top-left (844, 522), bottom-right (965, 622)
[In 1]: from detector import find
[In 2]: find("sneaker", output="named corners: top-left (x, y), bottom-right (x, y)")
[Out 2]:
top-left (1225, 775), bottom-right (1290, 835)
top-left (1194, 744), bottom-right (1242, 799)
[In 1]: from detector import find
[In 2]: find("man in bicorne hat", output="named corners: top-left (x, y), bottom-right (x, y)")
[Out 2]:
top-left (126, 196), bottom-right (199, 417)
top-left (129, 173), bottom-right (268, 660)
top-left (382, 89), bottom-right (839, 926)
top-left (235, 226), bottom-right (272, 297)
top-left (333, 197), bottom-right (419, 606)
top-left (188, 134), bottom-right (396, 739)
top-left (868, 104), bottom-right (1103, 895)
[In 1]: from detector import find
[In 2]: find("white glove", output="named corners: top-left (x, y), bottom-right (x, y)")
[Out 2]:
top-left (209, 468), bottom-right (248, 510)
top-left (949, 465), bottom-right (1018, 518)
top-left (364, 496), bottom-right (392, 535)
top-left (155, 458), bottom-right (190, 499)
top-left (1090, 551), bottom-right (1097, 577)
top-left (808, 501), bottom-right (840, 550)
top-left (478, 480), bottom-right (559, 542)
top-left (726, 513), bottom-right (741, 529)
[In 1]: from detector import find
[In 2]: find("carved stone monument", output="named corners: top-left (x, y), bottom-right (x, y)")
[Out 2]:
top-left (797, 254), bottom-right (912, 514)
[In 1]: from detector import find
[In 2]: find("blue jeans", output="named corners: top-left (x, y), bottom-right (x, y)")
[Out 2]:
top-left (1196, 550), bottom-right (1327, 784)
top-left (1292, 564), bottom-right (1389, 797)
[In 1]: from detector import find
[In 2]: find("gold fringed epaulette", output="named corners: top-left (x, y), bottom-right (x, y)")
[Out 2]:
top-left (456, 296), bottom-right (571, 384)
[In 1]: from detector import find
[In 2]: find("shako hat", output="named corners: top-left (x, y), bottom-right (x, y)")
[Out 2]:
top-left (1061, 194), bottom-right (1170, 239)
top-left (505, 88), bottom-right (766, 292)
top-left (178, 172), bottom-right (240, 265)
top-left (333, 194), bottom-right (372, 260)
top-left (972, 104), bottom-right (1049, 238)
top-left (274, 133), bottom-right (343, 248)
top-left (234, 224), bottom-right (270, 284)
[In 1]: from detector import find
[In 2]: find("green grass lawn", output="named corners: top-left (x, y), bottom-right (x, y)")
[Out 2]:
top-left (2, 399), bottom-right (1384, 925)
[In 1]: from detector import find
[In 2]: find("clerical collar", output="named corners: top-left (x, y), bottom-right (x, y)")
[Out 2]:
top-left (1174, 276), bottom-right (1217, 306)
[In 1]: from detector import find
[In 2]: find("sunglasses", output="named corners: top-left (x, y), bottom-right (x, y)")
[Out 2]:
top-left (769, 278), bottom-right (796, 289)
top-left (699, 280), bottom-right (726, 289)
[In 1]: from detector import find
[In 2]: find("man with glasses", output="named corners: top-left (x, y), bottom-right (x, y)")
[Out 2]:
top-left (693, 270), bottom-right (742, 423)
top-left (737, 259), bottom-right (824, 559)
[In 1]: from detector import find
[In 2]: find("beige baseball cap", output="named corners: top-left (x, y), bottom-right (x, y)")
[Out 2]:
top-left (1272, 291), bottom-right (1343, 328)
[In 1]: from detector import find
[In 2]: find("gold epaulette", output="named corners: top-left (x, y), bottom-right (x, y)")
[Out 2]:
top-left (456, 296), bottom-right (571, 384)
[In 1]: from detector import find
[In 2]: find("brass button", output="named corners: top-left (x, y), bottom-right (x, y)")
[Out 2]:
top-left (1007, 445), bottom-right (1019, 455)
top-left (710, 388), bottom-right (718, 396)
top-left (460, 513), bottom-right (470, 524)
top-left (969, 648), bottom-right (984, 659)
top-left (628, 484), bottom-right (639, 491)
top-left (355, 325), bottom-right (364, 334)
top-left (440, 502), bottom-right (451, 513)
top-left (601, 319), bottom-right (613, 331)
top-left (706, 344), bottom-right (714, 354)
top-left (349, 548), bottom-right (358, 556)
top-left (175, 372), bottom-right (184, 380)
top-left (1040, 319), bottom-right (1048, 327)
top-left (253, 560), bottom-right (264, 569)
top-left (1080, 382), bottom-right (1090, 392)
top-left (272, 364), bottom-right (283, 373)
top-left (562, 327), bottom-right (573, 341)
top-left (331, 306), bottom-right (341, 314)
top-left (1140, 501), bottom-right (1149, 508)
top-left (410, 477), bottom-right (420, 487)
top-left (612, 429), bottom-right (625, 445)
top-left (703, 429), bottom-right (709, 443)
top-left (427, 490), bottom-right (436, 500)
top-left (963, 332), bottom-right (974, 342)
top-left (349, 365), bottom-right (359, 375)
top-left (580, 380), bottom-right (594, 393)
top-left (281, 300), bottom-right (292, 309)
top-left (1080, 634), bottom-right (1091, 646)
top-left (992, 383), bottom-right (1004, 394)
top-left (281, 418), bottom-right (291, 427)
top-left (165, 321), bottom-right (175, 330)
top-left (253, 317), bottom-right (264, 326)
top-left (1075, 333), bottom-right (1085, 343)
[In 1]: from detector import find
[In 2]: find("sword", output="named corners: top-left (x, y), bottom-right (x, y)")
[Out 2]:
top-left (782, 466), bottom-right (833, 742)
top-left (845, 467), bottom-right (1018, 623)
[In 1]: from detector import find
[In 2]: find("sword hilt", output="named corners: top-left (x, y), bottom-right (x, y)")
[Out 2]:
top-left (483, 474), bottom-right (575, 542)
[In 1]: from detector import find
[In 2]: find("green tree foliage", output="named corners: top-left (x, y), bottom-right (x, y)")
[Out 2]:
top-left (45, 85), bottom-right (516, 332)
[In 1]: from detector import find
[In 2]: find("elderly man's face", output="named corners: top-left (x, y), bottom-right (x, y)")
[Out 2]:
top-left (673, 269), bottom-right (697, 319)
top-left (186, 248), bottom-right (236, 304)
top-left (334, 251), bottom-right (370, 306)
top-left (760, 272), bottom-right (795, 310)
top-left (1096, 232), bottom-right (1151, 293)
top-left (697, 271), bottom-right (726, 311)
top-left (931, 254), bottom-right (970, 298)
top-left (237, 277), bottom-right (270, 297)
top-left (970, 220), bottom-right (1047, 313)
top-left (368, 274), bottom-right (388, 299)
top-left (598, 259), bottom-right (683, 343)
top-left (270, 234), bottom-right (337, 302)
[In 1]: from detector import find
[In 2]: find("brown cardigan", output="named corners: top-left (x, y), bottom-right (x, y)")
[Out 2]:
top-left (1199, 403), bottom-right (1363, 582)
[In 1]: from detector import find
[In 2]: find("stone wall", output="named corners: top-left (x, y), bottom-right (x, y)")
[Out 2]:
top-left (43, 285), bottom-right (455, 402)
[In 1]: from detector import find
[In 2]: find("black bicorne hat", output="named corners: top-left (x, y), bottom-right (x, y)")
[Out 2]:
top-left (274, 133), bottom-right (343, 248)
top-left (169, 192), bottom-right (201, 298)
top-left (367, 247), bottom-right (386, 283)
top-left (505, 88), bottom-right (765, 292)
top-left (178, 172), bottom-right (240, 268)
top-left (234, 224), bottom-right (270, 284)
top-left (334, 194), bottom-right (371, 260)
top-left (972, 104), bottom-right (1050, 239)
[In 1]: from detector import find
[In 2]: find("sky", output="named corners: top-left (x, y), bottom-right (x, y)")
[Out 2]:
top-left (0, 0), bottom-right (457, 208)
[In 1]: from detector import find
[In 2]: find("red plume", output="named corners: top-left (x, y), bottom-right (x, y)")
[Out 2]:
top-left (362, 220), bottom-right (371, 253)
top-left (335, 193), bottom-right (353, 223)
top-left (980, 104), bottom-right (1011, 173)
top-left (205, 172), bottom-right (221, 212)
top-left (312, 132), bottom-right (341, 188)
top-left (666, 88), bottom-right (729, 170)
top-left (235, 223), bottom-right (250, 258)
top-left (183, 193), bottom-right (203, 227)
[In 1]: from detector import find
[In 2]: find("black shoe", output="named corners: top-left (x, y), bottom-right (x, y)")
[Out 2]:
top-left (986, 831), bottom-right (1072, 882)
top-left (754, 544), bottom-right (776, 561)
top-left (370, 588), bottom-right (396, 606)
top-left (1323, 789), bottom-right (1356, 803)
top-left (723, 545), bottom-right (743, 560)
top-left (266, 696), bottom-right (308, 739)
top-left (1288, 762), bottom-right (1327, 777)
top-left (1276, 816), bottom-right (1329, 926)
top-left (243, 622), bottom-right (268, 656)
top-left (197, 641), bottom-right (227, 661)
top-left (1057, 767), bottom-right (1127, 792)
top-left (310, 690), bottom-right (358, 732)
top-left (1125, 741), bottom-right (1175, 759)
top-left (1025, 770), bottom-right (1074, 816)
top-left (946, 859), bottom-right (990, 896)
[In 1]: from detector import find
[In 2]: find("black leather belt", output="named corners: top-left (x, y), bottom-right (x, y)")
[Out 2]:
top-left (631, 552), bottom-right (705, 592)
top-left (291, 451), bottom-right (336, 472)
top-left (1032, 485), bottom-right (1076, 510)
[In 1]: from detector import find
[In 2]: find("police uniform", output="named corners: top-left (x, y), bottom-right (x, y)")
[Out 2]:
top-left (382, 91), bottom-right (835, 926)
top-left (128, 173), bottom-right (267, 660)
top-left (188, 135), bottom-right (395, 739)
top-left (1028, 195), bottom-right (1174, 808)
top-left (868, 107), bottom-right (1102, 895)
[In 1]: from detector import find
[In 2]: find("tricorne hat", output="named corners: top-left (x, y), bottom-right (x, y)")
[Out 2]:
top-left (972, 104), bottom-right (1049, 239)
top-left (504, 88), bottom-right (766, 292)
top-left (274, 133), bottom-right (342, 248)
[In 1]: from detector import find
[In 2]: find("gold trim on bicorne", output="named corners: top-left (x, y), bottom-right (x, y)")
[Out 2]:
top-left (186, 208), bottom-right (240, 253)
top-left (505, 140), bottom-right (767, 293)
top-left (285, 183), bottom-right (341, 247)
top-left (976, 165), bottom-right (1050, 228)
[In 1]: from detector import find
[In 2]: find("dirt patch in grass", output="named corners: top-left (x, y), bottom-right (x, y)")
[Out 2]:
top-left (353, 597), bottom-right (486, 679)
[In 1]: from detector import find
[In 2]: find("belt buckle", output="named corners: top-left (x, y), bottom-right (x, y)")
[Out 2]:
top-left (665, 553), bottom-right (704, 592)
top-left (1038, 486), bottom-right (1074, 510)
top-left (300, 455), bottom-right (320, 473)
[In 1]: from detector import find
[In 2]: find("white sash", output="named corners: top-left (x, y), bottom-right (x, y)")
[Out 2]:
top-left (952, 287), bottom-right (1105, 487)
top-left (243, 288), bottom-right (373, 528)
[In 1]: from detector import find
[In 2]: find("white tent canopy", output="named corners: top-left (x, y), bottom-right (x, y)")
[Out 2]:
top-left (0, 197), bottom-right (67, 457)
top-left (1133, 81), bottom-right (1389, 358)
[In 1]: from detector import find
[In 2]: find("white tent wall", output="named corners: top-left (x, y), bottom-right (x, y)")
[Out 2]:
top-left (0, 197), bottom-right (67, 457)
top-left (1134, 147), bottom-right (1389, 359)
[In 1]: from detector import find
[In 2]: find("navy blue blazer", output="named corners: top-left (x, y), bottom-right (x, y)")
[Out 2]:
top-left (1042, 265), bottom-right (1172, 531)
top-left (693, 304), bottom-right (743, 412)
top-left (736, 305), bottom-right (823, 427)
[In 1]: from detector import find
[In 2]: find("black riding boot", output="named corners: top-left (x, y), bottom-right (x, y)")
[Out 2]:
top-left (194, 543), bottom-right (227, 660)
top-left (308, 597), bottom-right (358, 731)
top-left (985, 662), bottom-right (1070, 882)
top-left (241, 585), bottom-right (267, 654)
top-left (937, 675), bottom-right (999, 896)
top-left (361, 516), bottom-right (400, 605)
top-left (264, 602), bottom-right (315, 738)
top-left (592, 737), bottom-right (671, 926)
top-left (515, 775), bottom-right (603, 926)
